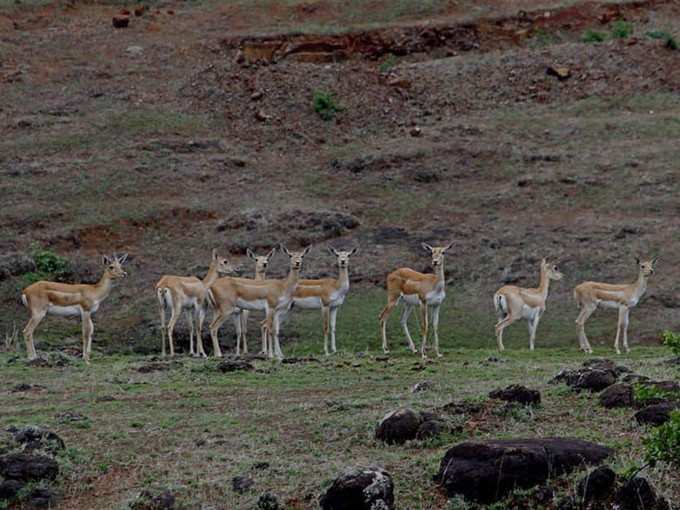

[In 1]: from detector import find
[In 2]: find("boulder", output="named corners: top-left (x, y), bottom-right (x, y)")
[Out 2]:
top-left (375, 408), bottom-right (422, 445)
top-left (319, 466), bottom-right (394, 510)
top-left (0, 479), bottom-right (23, 500)
top-left (112, 15), bottom-right (130, 28)
top-left (576, 465), bottom-right (617, 503)
top-left (415, 419), bottom-right (445, 440)
top-left (552, 365), bottom-right (617, 392)
top-left (615, 477), bottom-right (670, 510)
top-left (435, 438), bottom-right (612, 503)
top-left (634, 403), bottom-right (677, 426)
top-left (0, 453), bottom-right (59, 482)
top-left (256, 492), bottom-right (281, 510)
top-left (599, 383), bottom-right (634, 408)
top-left (27, 486), bottom-right (57, 508)
top-left (488, 384), bottom-right (541, 406)
top-left (217, 360), bottom-right (254, 372)
top-left (410, 380), bottom-right (433, 393)
top-left (8, 426), bottom-right (65, 454)
top-left (232, 475), bottom-right (254, 494)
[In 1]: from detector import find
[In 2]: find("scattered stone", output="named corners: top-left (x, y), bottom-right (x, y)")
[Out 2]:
top-left (255, 110), bottom-right (270, 122)
top-left (576, 465), bottom-right (617, 503)
top-left (126, 45), bottom-right (144, 56)
top-left (131, 489), bottom-right (176, 510)
top-left (409, 126), bottom-right (422, 137)
top-left (552, 361), bottom-right (618, 392)
top-left (134, 6), bottom-right (145, 16)
top-left (0, 453), bottom-right (59, 482)
top-left (547, 65), bottom-right (571, 80)
top-left (599, 383), bottom-right (634, 408)
top-left (489, 384), bottom-right (541, 406)
top-left (112, 15), bottom-right (130, 28)
top-left (0, 253), bottom-right (35, 280)
top-left (232, 475), bottom-right (254, 494)
top-left (251, 91), bottom-right (264, 101)
top-left (256, 492), bottom-right (281, 510)
top-left (375, 408), bottom-right (422, 445)
top-left (137, 361), bottom-right (181, 373)
top-left (438, 400), bottom-right (484, 416)
top-left (411, 380), bottom-right (433, 393)
top-left (413, 170), bottom-right (440, 183)
top-left (8, 426), bottom-right (65, 454)
top-left (0, 479), bottom-right (23, 500)
top-left (27, 486), bottom-right (57, 508)
top-left (96, 395), bottom-right (117, 402)
top-left (634, 403), bottom-right (677, 426)
top-left (11, 383), bottom-right (44, 392)
top-left (55, 411), bottom-right (89, 423)
top-left (621, 373), bottom-right (650, 384)
top-left (217, 360), bottom-right (254, 372)
top-left (252, 461), bottom-right (270, 471)
top-left (435, 438), bottom-right (612, 503)
top-left (319, 466), bottom-right (394, 510)
top-left (415, 419), bottom-right (444, 440)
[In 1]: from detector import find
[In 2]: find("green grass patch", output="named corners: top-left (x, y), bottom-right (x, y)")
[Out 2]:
top-left (582, 29), bottom-right (607, 43)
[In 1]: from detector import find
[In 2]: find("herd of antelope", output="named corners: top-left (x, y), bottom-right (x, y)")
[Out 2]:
top-left (18, 243), bottom-right (658, 363)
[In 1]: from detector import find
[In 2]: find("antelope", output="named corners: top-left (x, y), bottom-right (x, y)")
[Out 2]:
top-left (292, 246), bottom-right (358, 356)
top-left (493, 259), bottom-right (564, 351)
top-left (379, 242), bottom-right (453, 358)
top-left (574, 256), bottom-right (657, 355)
top-left (21, 253), bottom-right (128, 363)
top-left (209, 245), bottom-right (310, 360)
top-left (155, 250), bottom-right (237, 358)
top-left (233, 247), bottom-right (276, 356)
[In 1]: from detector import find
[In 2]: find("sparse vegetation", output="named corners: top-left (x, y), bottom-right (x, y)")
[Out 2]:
top-left (312, 90), bottom-right (342, 121)
top-left (647, 30), bottom-right (678, 50)
top-left (582, 29), bottom-right (607, 43)
top-left (634, 383), bottom-right (680, 404)
top-left (21, 248), bottom-right (70, 286)
top-left (662, 330), bottom-right (680, 357)
top-left (610, 20), bottom-right (633, 39)
top-left (378, 53), bottom-right (398, 73)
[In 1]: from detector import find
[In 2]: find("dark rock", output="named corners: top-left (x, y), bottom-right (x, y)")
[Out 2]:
top-left (489, 384), bottom-right (541, 406)
top-left (375, 408), bottom-right (422, 445)
top-left (0, 479), bottom-right (23, 500)
top-left (0, 453), bottom-right (59, 482)
top-left (576, 465), bottom-right (617, 503)
top-left (56, 411), bottom-right (88, 423)
top-left (8, 426), bottom-right (65, 454)
top-left (413, 170), bottom-right (439, 183)
top-left (319, 466), bottom-right (394, 510)
top-left (622, 374), bottom-right (650, 384)
top-left (615, 477), bottom-right (667, 510)
top-left (257, 492), bottom-right (281, 510)
top-left (112, 15), bottom-right (130, 28)
top-left (416, 420), bottom-right (444, 440)
top-left (217, 360), bottom-right (254, 372)
top-left (232, 475), bottom-right (254, 494)
top-left (131, 489), bottom-right (176, 510)
top-left (435, 438), bottom-right (612, 503)
top-left (635, 403), bottom-right (677, 426)
top-left (411, 380), bottom-right (433, 393)
top-left (438, 400), bottom-right (484, 416)
top-left (28, 486), bottom-right (57, 508)
top-left (252, 461), bottom-right (270, 470)
top-left (599, 383), bottom-right (634, 408)
top-left (0, 253), bottom-right (35, 280)
top-left (552, 365), bottom-right (617, 392)
top-left (642, 380), bottom-right (680, 394)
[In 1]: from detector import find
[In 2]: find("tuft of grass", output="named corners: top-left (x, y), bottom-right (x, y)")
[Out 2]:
top-left (646, 30), bottom-right (678, 50)
top-left (645, 411), bottom-right (680, 467)
top-left (21, 248), bottom-right (70, 286)
top-left (378, 53), bottom-right (398, 73)
top-left (312, 90), bottom-right (342, 121)
top-left (582, 29), bottom-right (607, 43)
top-left (610, 20), bottom-right (633, 39)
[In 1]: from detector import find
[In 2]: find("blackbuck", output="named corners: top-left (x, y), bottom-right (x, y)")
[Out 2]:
top-left (379, 242), bottom-right (453, 358)
top-left (574, 257), bottom-right (657, 354)
top-left (209, 245), bottom-right (310, 359)
top-left (493, 259), bottom-right (563, 351)
top-left (155, 250), bottom-right (237, 357)
top-left (292, 246), bottom-right (357, 355)
top-left (233, 247), bottom-right (276, 356)
top-left (21, 253), bottom-right (128, 363)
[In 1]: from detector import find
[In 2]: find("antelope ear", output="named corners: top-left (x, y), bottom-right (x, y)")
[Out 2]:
top-left (246, 248), bottom-right (256, 261)
top-left (302, 245), bottom-right (312, 257)
top-left (267, 247), bottom-right (277, 259)
top-left (651, 256), bottom-right (659, 266)
top-left (280, 244), bottom-right (291, 257)
top-left (102, 255), bottom-right (112, 266)
top-left (421, 243), bottom-right (433, 253)
top-left (443, 241), bottom-right (454, 252)
top-left (328, 245), bottom-right (339, 256)
top-left (349, 246), bottom-right (358, 256)
top-left (117, 253), bottom-right (129, 264)
top-left (212, 248), bottom-right (218, 260)
top-left (635, 256), bottom-right (641, 265)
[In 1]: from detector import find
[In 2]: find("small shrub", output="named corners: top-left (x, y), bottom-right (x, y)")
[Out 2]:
top-left (662, 330), bottom-right (680, 357)
top-left (378, 53), bottom-right (398, 73)
top-left (634, 383), bottom-right (680, 404)
top-left (21, 248), bottom-right (70, 285)
top-left (312, 90), bottom-right (342, 121)
top-left (644, 411), bottom-right (680, 466)
top-left (611, 20), bottom-right (633, 39)
top-left (646, 30), bottom-right (678, 49)
top-left (582, 29), bottom-right (607, 43)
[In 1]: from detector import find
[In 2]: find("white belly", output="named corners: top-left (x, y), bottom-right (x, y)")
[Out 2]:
top-left (425, 289), bottom-right (446, 306)
top-left (293, 296), bottom-right (323, 309)
top-left (598, 300), bottom-right (621, 310)
top-left (235, 298), bottom-right (267, 311)
top-left (401, 294), bottom-right (420, 306)
top-left (521, 305), bottom-right (540, 320)
top-left (47, 305), bottom-right (82, 317)
top-left (329, 289), bottom-right (348, 307)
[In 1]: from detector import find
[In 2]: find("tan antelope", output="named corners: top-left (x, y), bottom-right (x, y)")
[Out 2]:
top-left (574, 256), bottom-right (657, 354)
top-left (493, 259), bottom-right (564, 351)
top-left (209, 245), bottom-right (310, 360)
top-left (233, 247), bottom-right (276, 355)
top-left (155, 250), bottom-right (237, 358)
top-left (291, 246), bottom-right (358, 355)
top-left (379, 242), bottom-right (453, 358)
top-left (21, 253), bottom-right (128, 363)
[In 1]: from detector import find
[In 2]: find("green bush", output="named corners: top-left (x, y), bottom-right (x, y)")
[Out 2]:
top-left (645, 411), bottom-right (680, 466)
top-left (646, 30), bottom-right (678, 49)
top-left (582, 29), bottom-right (607, 43)
top-left (378, 53), bottom-right (398, 73)
top-left (312, 90), bottom-right (342, 121)
top-left (662, 330), bottom-right (680, 357)
top-left (611, 20), bottom-right (633, 39)
top-left (21, 248), bottom-right (70, 285)
top-left (634, 382), bottom-right (680, 404)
